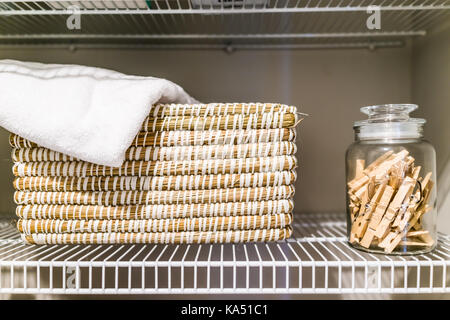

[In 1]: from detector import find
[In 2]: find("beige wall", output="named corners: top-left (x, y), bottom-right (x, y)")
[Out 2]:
top-left (412, 22), bottom-right (450, 233)
top-left (0, 127), bottom-right (13, 216)
top-left (0, 46), bottom-right (413, 217)
top-left (412, 22), bottom-right (450, 175)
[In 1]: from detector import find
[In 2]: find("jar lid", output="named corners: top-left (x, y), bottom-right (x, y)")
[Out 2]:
top-left (354, 104), bottom-right (425, 139)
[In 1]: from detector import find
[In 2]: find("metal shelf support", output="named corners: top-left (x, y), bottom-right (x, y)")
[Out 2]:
top-left (0, 1), bottom-right (449, 48)
top-left (0, 213), bottom-right (449, 295)
top-left (0, 4), bottom-right (449, 16)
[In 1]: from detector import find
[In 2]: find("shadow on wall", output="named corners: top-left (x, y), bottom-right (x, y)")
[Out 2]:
top-left (0, 127), bottom-right (14, 217)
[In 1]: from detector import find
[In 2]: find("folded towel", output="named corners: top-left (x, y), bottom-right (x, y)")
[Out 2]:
top-left (0, 59), bottom-right (197, 167)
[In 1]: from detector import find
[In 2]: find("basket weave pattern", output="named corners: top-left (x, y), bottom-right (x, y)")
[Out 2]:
top-left (10, 103), bottom-right (301, 244)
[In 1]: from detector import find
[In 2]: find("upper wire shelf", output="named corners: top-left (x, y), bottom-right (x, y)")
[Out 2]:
top-left (0, 1), bottom-right (449, 49)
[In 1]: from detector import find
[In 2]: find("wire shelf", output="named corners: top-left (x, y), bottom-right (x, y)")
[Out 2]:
top-left (0, 213), bottom-right (449, 295)
top-left (0, 1), bottom-right (449, 49)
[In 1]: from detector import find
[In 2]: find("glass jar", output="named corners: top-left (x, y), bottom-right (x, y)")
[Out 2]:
top-left (346, 104), bottom-right (437, 255)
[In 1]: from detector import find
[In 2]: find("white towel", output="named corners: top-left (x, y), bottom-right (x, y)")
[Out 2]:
top-left (0, 59), bottom-right (197, 167)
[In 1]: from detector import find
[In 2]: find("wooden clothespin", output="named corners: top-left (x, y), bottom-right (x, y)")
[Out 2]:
top-left (351, 182), bottom-right (386, 240)
top-left (359, 185), bottom-right (394, 248)
top-left (373, 150), bottom-right (409, 181)
top-left (383, 204), bottom-right (433, 253)
top-left (347, 151), bottom-right (394, 192)
top-left (374, 177), bottom-right (415, 239)
top-left (392, 166), bottom-right (421, 228)
top-left (350, 187), bottom-right (369, 243)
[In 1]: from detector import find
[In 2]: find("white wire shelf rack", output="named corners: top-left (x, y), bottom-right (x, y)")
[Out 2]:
top-left (0, 1), bottom-right (449, 49)
top-left (0, 212), bottom-right (449, 295)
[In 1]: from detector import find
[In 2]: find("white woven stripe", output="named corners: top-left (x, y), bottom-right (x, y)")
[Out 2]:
top-left (16, 144), bottom-right (288, 162)
top-left (14, 186), bottom-right (295, 206)
top-left (147, 103), bottom-right (296, 117)
top-left (11, 128), bottom-right (296, 149)
top-left (14, 171), bottom-right (296, 191)
top-left (18, 213), bottom-right (292, 234)
top-left (13, 156), bottom-right (297, 177)
top-left (22, 227), bottom-right (292, 244)
top-left (16, 199), bottom-right (293, 220)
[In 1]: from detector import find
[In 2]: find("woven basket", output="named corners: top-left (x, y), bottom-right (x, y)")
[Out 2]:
top-left (12, 142), bottom-right (297, 163)
top-left (13, 155), bottom-right (297, 177)
top-left (17, 212), bottom-right (292, 234)
top-left (139, 113), bottom-right (298, 132)
top-left (146, 103), bottom-right (298, 117)
top-left (11, 103), bottom-right (301, 245)
top-left (10, 128), bottom-right (296, 149)
top-left (21, 226), bottom-right (292, 244)
top-left (13, 170), bottom-right (296, 192)
top-left (16, 199), bottom-right (293, 220)
top-left (14, 186), bottom-right (295, 206)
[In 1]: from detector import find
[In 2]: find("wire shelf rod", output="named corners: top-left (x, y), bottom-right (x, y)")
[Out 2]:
top-left (0, 31), bottom-right (426, 39)
top-left (1, 4), bottom-right (450, 15)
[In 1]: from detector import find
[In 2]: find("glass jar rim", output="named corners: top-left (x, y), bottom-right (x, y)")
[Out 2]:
top-left (354, 103), bottom-right (426, 127)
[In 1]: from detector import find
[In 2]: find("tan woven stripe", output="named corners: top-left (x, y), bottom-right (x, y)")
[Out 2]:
top-left (13, 171), bottom-right (296, 192)
top-left (149, 103), bottom-right (297, 117)
top-left (16, 199), bottom-right (293, 220)
top-left (14, 186), bottom-right (295, 206)
top-left (10, 128), bottom-right (295, 149)
top-left (21, 226), bottom-right (292, 244)
top-left (17, 213), bottom-right (292, 234)
top-left (140, 113), bottom-right (297, 132)
top-left (12, 142), bottom-right (297, 163)
top-left (13, 156), bottom-right (297, 177)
